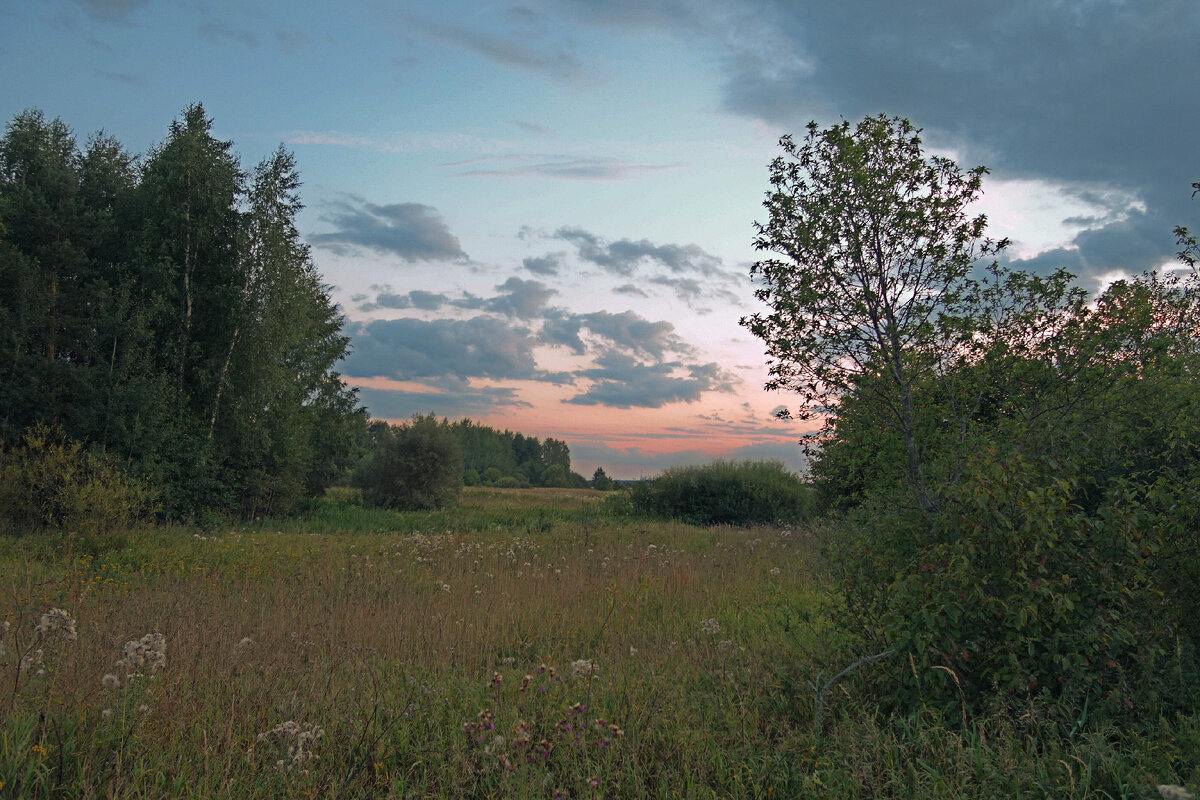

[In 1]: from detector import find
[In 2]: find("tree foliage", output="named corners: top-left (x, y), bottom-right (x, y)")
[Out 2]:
top-left (744, 115), bottom-right (1004, 513)
top-left (0, 106), bottom-right (364, 520)
top-left (353, 416), bottom-right (463, 510)
top-left (747, 115), bottom-right (1200, 725)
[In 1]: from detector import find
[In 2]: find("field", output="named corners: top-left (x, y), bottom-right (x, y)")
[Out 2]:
top-left (1, 488), bottom-right (1196, 798)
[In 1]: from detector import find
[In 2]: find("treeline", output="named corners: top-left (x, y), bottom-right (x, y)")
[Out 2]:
top-left (451, 418), bottom-right (588, 488)
top-left (351, 415), bottom-right (598, 511)
top-left (0, 106), bottom-right (364, 521)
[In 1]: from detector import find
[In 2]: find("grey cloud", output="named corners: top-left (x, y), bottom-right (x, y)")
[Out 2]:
top-left (510, 119), bottom-right (551, 136)
top-left (356, 385), bottom-right (531, 421)
top-left (341, 317), bottom-right (560, 385)
top-left (568, 353), bottom-right (735, 408)
top-left (575, 310), bottom-right (688, 360)
top-left (197, 21), bottom-right (257, 48)
top-left (705, 0), bottom-right (1200, 281)
top-left (555, 227), bottom-right (724, 276)
top-left (451, 155), bottom-right (675, 181)
top-left (612, 284), bottom-right (649, 298)
top-left (275, 29), bottom-right (311, 53)
top-left (357, 289), bottom-right (450, 312)
top-left (311, 197), bottom-right (467, 263)
top-left (69, 0), bottom-right (147, 22)
top-left (523, 253), bottom-right (563, 275)
top-left (483, 277), bottom-right (556, 318)
top-left (94, 69), bottom-right (146, 87)
top-left (398, 12), bottom-right (582, 81)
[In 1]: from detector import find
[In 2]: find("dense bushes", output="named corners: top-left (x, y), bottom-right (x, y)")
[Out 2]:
top-left (352, 415), bottom-right (463, 510)
top-left (629, 460), bottom-right (814, 525)
top-left (0, 424), bottom-right (158, 538)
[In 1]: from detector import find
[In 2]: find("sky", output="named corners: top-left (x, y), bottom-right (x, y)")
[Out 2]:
top-left (3, 0), bottom-right (1199, 478)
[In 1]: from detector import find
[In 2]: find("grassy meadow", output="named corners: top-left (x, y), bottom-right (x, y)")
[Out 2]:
top-left (1, 487), bottom-right (1196, 798)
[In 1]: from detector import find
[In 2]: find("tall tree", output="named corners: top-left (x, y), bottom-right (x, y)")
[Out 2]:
top-left (742, 115), bottom-right (1002, 514)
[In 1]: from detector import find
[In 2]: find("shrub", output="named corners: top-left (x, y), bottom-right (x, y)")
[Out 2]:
top-left (629, 460), bottom-right (815, 525)
top-left (0, 424), bottom-right (158, 539)
top-left (830, 446), bottom-right (1200, 726)
top-left (352, 415), bottom-right (463, 510)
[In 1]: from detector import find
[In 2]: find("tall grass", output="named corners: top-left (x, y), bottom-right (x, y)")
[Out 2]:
top-left (0, 491), bottom-right (1194, 798)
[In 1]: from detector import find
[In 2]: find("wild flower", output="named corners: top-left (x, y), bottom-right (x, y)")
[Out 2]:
top-left (699, 618), bottom-right (721, 635)
top-left (769, 567), bottom-right (781, 576)
top-left (115, 632), bottom-right (167, 679)
top-left (35, 608), bottom-right (78, 642)
top-left (101, 673), bottom-right (121, 689)
top-left (255, 720), bottom-right (324, 771)
top-left (19, 649), bottom-right (44, 673)
top-left (717, 640), bottom-right (735, 651)
top-left (236, 637), bottom-right (254, 654)
top-left (571, 659), bottom-right (597, 678)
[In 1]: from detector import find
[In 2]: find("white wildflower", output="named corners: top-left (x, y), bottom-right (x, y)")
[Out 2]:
top-left (101, 708), bottom-right (113, 719)
top-left (236, 637), bottom-right (254, 653)
top-left (35, 608), bottom-right (78, 641)
top-left (101, 673), bottom-right (121, 689)
top-left (718, 640), bottom-right (735, 651)
top-left (769, 567), bottom-right (781, 577)
top-left (699, 618), bottom-right (721, 635)
top-left (20, 648), bottom-right (44, 672)
top-left (571, 659), bottom-right (597, 678)
top-left (115, 632), bottom-right (167, 679)
top-left (256, 720), bottom-right (324, 770)
top-left (137, 704), bottom-right (151, 714)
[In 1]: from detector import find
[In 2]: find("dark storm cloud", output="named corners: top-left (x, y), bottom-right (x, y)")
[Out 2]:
top-left (567, 353), bottom-right (735, 409)
top-left (554, 0), bottom-right (1200, 281)
top-left (710, 0), bottom-right (1200, 279)
top-left (341, 317), bottom-right (565, 386)
top-left (311, 197), bottom-right (467, 263)
top-left (554, 227), bottom-right (724, 276)
top-left (523, 253), bottom-right (563, 275)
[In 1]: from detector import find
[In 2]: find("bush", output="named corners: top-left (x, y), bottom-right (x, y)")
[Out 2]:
top-left (0, 424), bottom-right (159, 539)
top-left (830, 446), bottom-right (1200, 726)
top-left (352, 415), bottom-right (463, 510)
top-left (629, 460), bottom-right (815, 525)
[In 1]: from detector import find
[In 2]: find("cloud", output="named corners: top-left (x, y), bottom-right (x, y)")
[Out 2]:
top-left (555, 227), bottom-right (724, 276)
top-left (522, 253), bottom-right (563, 275)
top-left (311, 197), bottom-right (467, 262)
top-left (355, 385), bottom-right (531, 421)
top-left (481, 277), bottom-right (556, 318)
top-left (341, 317), bottom-right (570, 387)
top-left (572, 310), bottom-right (689, 360)
top-left (356, 288), bottom-right (451, 312)
top-left (700, 0), bottom-right (1200, 281)
top-left (567, 353), bottom-right (735, 408)
top-left (275, 29), bottom-right (311, 53)
top-left (613, 283), bottom-right (649, 298)
top-left (197, 21), bottom-right (258, 48)
top-left (68, 0), bottom-right (146, 22)
top-left (510, 119), bottom-right (551, 136)
top-left (396, 11), bottom-right (583, 81)
top-left (94, 69), bottom-right (146, 87)
top-left (447, 154), bottom-right (676, 181)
